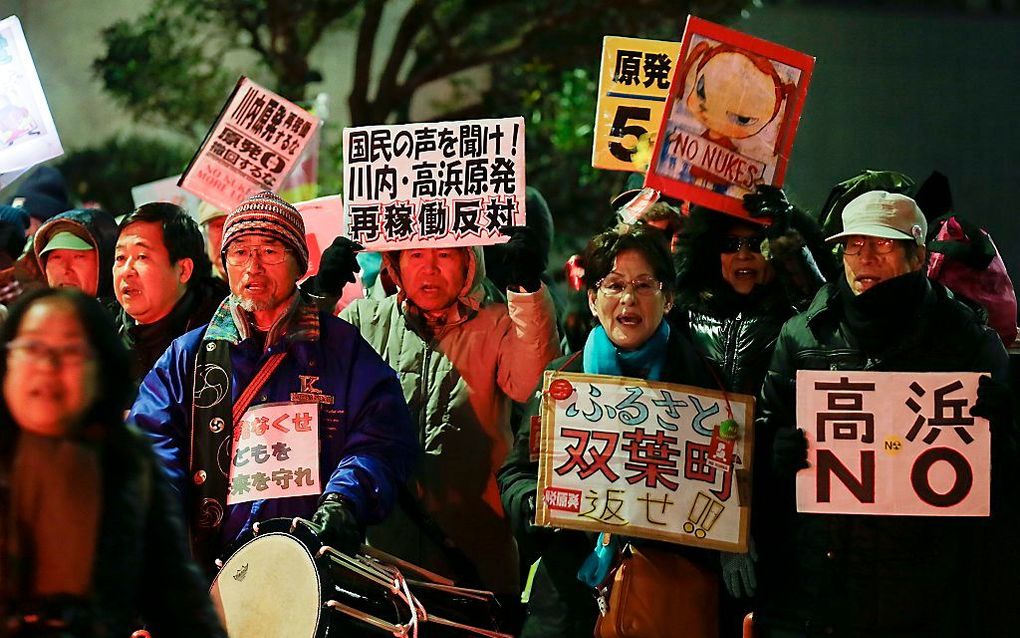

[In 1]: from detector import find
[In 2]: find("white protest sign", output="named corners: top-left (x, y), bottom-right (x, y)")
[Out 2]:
top-left (0, 16), bottom-right (63, 189)
top-left (536, 371), bottom-right (755, 552)
top-left (796, 371), bottom-right (989, 517)
top-left (227, 402), bottom-right (321, 505)
top-left (342, 117), bottom-right (526, 251)
top-left (179, 77), bottom-right (321, 213)
top-left (294, 194), bottom-right (343, 279)
top-left (131, 174), bottom-right (203, 221)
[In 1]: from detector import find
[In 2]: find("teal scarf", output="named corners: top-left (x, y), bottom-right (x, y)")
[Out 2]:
top-left (582, 320), bottom-right (670, 381)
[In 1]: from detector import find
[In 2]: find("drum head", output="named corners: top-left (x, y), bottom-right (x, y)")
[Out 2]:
top-left (211, 532), bottom-right (323, 638)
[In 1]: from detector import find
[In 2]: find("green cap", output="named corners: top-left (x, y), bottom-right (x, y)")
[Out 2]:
top-left (40, 231), bottom-right (93, 255)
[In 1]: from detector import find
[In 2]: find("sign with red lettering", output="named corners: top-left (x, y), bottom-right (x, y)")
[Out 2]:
top-left (645, 16), bottom-right (814, 220)
top-left (179, 77), bottom-right (321, 213)
top-left (796, 371), bottom-right (989, 516)
top-left (227, 402), bottom-right (321, 505)
top-left (536, 371), bottom-right (755, 552)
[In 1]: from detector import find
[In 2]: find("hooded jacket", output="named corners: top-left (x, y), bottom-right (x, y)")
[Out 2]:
top-left (340, 246), bottom-right (560, 594)
top-left (33, 209), bottom-right (119, 299)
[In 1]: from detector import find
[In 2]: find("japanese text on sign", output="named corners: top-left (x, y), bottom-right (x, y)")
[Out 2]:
top-left (796, 371), bottom-right (989, 517)
top-left (342, 117), bottom-right (526, 251)
top-left (592, 36), bottom-right (681, 173)
top-left (536, 371), bottom-right (755, 552)
top-left (179, 77), bottom-right (321, 213)
top-left (227, 402), bottom-right (321, 505)
top-left (645, 16), bottom-right (814, 220)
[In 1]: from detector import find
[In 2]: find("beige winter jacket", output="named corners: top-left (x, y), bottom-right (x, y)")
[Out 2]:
top-left (340, 247), bottom-right (559, 594)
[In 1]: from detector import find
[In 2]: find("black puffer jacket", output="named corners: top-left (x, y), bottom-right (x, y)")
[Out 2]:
top-left (0, 424), bottom-right (225, 637)
top-left (754, 275), bottom-right (1011, 638)
top-left (674, 283), bottom-right (793, 397)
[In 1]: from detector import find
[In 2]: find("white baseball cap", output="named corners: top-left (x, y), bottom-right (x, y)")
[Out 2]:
top-left (826, 190), bottom-right (926, 245)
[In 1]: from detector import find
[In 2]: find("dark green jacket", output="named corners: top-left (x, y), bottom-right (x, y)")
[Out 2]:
top-left (754, 278), bottom-right (1011, 638)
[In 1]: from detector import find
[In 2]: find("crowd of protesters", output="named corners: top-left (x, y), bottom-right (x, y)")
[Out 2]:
top-left (0, 147), bottom-right (1016, 638)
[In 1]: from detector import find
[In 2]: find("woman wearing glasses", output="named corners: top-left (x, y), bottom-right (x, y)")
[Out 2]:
top-left (671, 192), bottom-right (834, 634)
top-left (0, 288), bottom-right (224, 637)
top-left (498, 225), bottom-right (717, 638)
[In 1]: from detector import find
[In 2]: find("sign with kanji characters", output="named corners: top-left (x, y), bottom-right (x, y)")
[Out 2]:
top-left (227, 402), bottom-right (321, 505)
top-left (179, 77), bottom-right (321, 213)
top-left (645, 16), bottom-right (813, 220)
top-left (592, 36), bottom-right (681, 173)
top-left (130, 174), bottom-right (203, 221)
top-left (796, 371), bottom-right (990, 517)
top-left (0, 15), bottom-right (63, 190)
top-left (536, 371), bottom-right (755, 552)
top-left (342, 117), bottom-right (526, 251)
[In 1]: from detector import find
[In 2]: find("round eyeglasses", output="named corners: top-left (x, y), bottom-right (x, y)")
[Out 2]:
top-left (224, 244), bottom-right (291, 266)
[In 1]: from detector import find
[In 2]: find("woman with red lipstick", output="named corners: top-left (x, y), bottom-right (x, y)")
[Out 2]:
top-left (498, 225), bottom-right (718, 638)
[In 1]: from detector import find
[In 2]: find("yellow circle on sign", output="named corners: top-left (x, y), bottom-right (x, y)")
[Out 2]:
top-left (883, 435), bottom-right (904, 456)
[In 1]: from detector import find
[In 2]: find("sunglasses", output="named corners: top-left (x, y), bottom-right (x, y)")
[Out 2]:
top-left (719, 235), bottom-right (765, 254)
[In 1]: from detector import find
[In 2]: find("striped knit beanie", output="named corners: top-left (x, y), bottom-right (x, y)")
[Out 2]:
top-left (221, 190), bottom-right (308, 274)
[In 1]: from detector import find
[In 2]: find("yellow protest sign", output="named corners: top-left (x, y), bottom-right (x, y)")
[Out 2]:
top-left (592, 36), bottom-right (681, 173)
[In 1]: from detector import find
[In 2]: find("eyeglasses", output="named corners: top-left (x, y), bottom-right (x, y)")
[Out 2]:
top-left (224, 243), bottom-right (290, 266)
top-left (6, 338), bottom-right (93, 367)
top-left (597, 276), bottom-right (664, 297)
top-left (842, 237), bottom-right (898, 256)
top-left (719, 236), bottom-right (765, 254)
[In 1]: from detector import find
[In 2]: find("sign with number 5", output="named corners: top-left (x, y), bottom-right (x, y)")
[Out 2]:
top-left (592, 36), bottom-right (681, 173)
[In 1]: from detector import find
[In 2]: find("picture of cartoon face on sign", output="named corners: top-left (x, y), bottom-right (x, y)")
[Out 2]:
top-left (653, 33), bottom-right (806, 203)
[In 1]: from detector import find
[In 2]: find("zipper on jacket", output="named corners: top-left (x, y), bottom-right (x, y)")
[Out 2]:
top-left (419, 345), bottom-right (432, 449)
top-left (724, 313), bottom-right (743, 384)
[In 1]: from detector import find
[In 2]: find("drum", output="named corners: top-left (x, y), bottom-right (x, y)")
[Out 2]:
top-left (210, 518), bottom-right (512, 638)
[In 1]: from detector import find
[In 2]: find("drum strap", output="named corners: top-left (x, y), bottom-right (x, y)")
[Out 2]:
top-left (189, 335), bottom-right (287, 568)
top-left (397, 484), bottom-right (484, 589)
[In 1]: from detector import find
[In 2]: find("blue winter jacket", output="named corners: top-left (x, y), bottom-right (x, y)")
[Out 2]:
top-left (129, 294), bottom-right (418, 552)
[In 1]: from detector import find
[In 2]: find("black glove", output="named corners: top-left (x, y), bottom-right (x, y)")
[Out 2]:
top-left (971, 374), bottom-right (1013, 426)
top-left (313, 237), bottom-right (363, 296)
top-left (772, 427), bottom-right (809, 475)
top-left (310, 494), bottom-right (363, 555)
top-left (500, 225), bottom-right (547, 293)
top-left (744, 185), bottom-right (793, 239)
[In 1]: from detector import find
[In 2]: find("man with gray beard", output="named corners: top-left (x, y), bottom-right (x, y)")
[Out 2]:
top-left (130, 191), bottom-right (417, 574)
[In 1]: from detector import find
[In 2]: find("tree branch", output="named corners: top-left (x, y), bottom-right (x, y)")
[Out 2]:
top-left (349, 0), bottom-right (386, 125)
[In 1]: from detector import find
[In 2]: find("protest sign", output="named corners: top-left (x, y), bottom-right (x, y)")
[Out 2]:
top-left (536, 371), bottom-right (755, 552)
top-left (0, 16), bottom-right (63, 190)
top-left (227, 402), bottom-right (321, 505)
top-left (342, 117), bottom-right (526, 251)
top-left (179, 77), bottom-right (321, 213)
top-left (592, 36), bottom-right (681, 173)
top-left (279, 121), bottom-right (320, 204)
top-left (645, 16), bottom-right (814, 219)
top-left (131, 174), bottom-right (202, 221)
top-left (294, 194), bottom-right (343, 279)
top-left (796, 371), bottom-right (989, 517)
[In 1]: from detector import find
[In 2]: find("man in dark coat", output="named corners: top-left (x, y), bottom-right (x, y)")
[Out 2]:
top-left (113, 202), bottom-right (228, 384)
top-left (754, 190), bottom-right (1013, 637)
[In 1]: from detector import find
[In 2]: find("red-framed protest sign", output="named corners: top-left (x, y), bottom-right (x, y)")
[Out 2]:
top-left (645, 16), bottom-right (814, 220)
top-left (536, 371), bottom-right (755, 552)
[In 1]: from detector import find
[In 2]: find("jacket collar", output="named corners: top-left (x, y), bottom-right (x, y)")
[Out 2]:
top-left (203, 291), bottom-right (319, 346)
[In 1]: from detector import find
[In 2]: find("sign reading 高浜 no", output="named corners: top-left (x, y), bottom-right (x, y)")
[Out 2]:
top-left (796, 371), bottom-right (989, 517)
top-left (592, 36), bottom-right (681, 173)
top-left (645, 16), bottom-right (814, 220)
top-left (227, 402), bottom-right (321, 505)
top-left (179, 77), bottom-right (321, 213)
top-left (536, 371), bottom-right (755, 552)
top-left (342, 117), bottom-right (526, 251)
